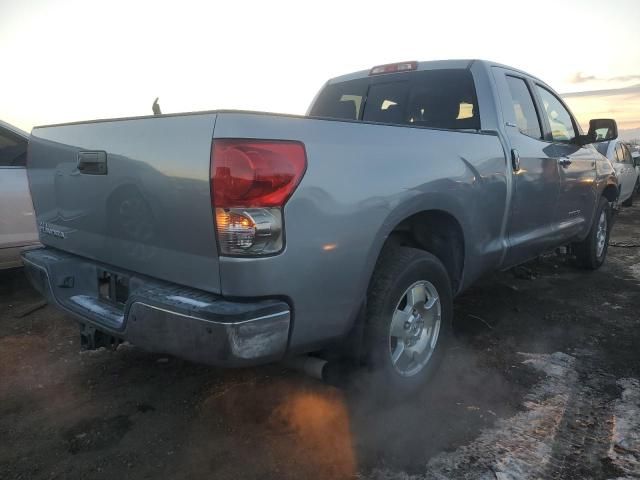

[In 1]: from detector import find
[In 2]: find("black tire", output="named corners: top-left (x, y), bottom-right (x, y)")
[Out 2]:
top-left (364, 246), bottom-right (452, 399)
top-left (622, 194), bottom-right (633, 207)
top-left (573, 197), bottom-right (611, 269)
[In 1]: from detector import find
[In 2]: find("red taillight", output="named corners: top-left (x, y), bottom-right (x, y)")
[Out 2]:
top-left (369, 61), bottom-right (418, 76)
top-left (211, 139), bottom-right (306, 256)
top-left (211, 139), bottom-right (307, 208)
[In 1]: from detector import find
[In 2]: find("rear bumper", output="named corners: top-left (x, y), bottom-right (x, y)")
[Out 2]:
top-left (22, 247), bottom-right (291, 367)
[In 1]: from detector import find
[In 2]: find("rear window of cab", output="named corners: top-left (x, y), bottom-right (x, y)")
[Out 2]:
top-left (309, 69), bottom-right (480, 131)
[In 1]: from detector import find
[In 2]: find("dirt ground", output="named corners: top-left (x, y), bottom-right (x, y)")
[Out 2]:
top-left (1, 201), bottom-right (640, 480)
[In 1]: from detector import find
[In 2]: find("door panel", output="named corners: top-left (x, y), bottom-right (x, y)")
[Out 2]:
top-left (619, 143), bottom-right (636, 201)
top-left (553, 143), bottom-right (597, 238)
top-left (534, 85), bottom-right (596, 241)
top-left (504, 139), bottom-right (561, 266)
top-left (492, 68), bottom-right (561, 267)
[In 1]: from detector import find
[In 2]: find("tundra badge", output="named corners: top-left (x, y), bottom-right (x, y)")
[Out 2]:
top-left (39, 222), bottom-right (66, 239)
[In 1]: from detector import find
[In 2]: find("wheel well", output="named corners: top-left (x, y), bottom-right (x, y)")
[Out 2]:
top-left (602, 184), bottom-right (618, 203)
top-left (384, 210), bottom-right (465, 293)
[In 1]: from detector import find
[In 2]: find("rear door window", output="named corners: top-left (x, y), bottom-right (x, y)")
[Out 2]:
top-left (505, 76), bottom-right (542, 139)
top-left (310, 69), bottom-right (480, 130)
top-left (0, 127), bottom-right (27, 167)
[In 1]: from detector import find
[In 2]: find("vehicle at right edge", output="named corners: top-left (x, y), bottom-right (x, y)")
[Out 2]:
top-left (596, 139), bottom-right (639, 206)
top-left (633, 150), bottom-right (640, 193)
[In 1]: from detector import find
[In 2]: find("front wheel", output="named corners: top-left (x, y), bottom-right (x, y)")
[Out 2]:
top-left (573, 197), bottom-right (611, 269)
top-left (365, 246), bottom-right (452, 399)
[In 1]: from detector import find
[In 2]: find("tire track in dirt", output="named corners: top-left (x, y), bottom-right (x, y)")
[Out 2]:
top-left (540, 358), bottom-right (619, 479)
top-left (366, 351), bottom-right (640, 480)
top-left (608, 378), bottom-right (640, 477)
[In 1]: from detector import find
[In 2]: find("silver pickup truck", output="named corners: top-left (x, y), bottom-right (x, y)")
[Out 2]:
top-left (23, 59), bottom-right (619, 394)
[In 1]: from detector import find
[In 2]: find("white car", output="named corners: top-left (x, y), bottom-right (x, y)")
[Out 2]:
top-left (0, 120), bottom-right (39, 269)
top-left (597, 140), bottom-right (639, 206)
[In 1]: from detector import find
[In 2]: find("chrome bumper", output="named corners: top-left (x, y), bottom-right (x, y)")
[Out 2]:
top-left (22, 247), bottom-right (291, 367)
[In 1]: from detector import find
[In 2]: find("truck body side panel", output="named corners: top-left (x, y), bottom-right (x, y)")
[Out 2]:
top-left (212, 113), bottom-right (508, 351)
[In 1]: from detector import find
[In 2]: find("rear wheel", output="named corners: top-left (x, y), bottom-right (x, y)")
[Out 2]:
top-left (365, 246), bottom-right (452, 398)
top-left (573, 197), bottom-right (611, 269)
top-left (622, 193), bottom-right (633, 207)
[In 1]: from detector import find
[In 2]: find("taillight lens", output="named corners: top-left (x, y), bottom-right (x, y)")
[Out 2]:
top-left (211, 139), bottom-right (307, 256)
top-left (212, 140), bottom-right (306, 208)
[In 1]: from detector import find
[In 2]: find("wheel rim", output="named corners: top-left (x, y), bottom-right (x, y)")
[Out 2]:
top-left (596, 210), bottom-right (608, 258)
top-left (388, 280), bottom-right (442, 377)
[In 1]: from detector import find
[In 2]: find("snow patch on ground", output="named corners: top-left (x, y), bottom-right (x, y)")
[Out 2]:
top-left (366, 352), bottom-right (578, 480)
top-left (628, 263), bottom-right (640, 282)
top-left (608, 378), bottom-right (640, 476)
top-left (367, 356), bottom-right (640, 480)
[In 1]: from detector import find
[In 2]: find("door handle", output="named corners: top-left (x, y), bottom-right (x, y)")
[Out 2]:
top-left (558, 157), bottom-right (572, 168)
top-left (511, 149), bottom-right (520, 172)
top-left (77, 151), bottom-right (108, 175)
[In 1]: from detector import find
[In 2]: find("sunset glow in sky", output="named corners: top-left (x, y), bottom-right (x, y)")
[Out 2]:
top-left (1, 0), bottom-right (639, 135)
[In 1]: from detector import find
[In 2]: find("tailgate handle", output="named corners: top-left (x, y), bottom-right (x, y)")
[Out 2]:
top-left (77, 151), bottom-right (107, 175)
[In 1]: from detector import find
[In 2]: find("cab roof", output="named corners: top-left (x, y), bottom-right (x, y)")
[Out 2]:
top-left (327, 59), bottom-right (544, 85)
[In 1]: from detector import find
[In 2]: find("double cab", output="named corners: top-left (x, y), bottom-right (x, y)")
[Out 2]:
top-left (24, 60), bottom-right (618, 394)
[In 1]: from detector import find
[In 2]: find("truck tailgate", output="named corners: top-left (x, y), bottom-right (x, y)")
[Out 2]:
top-left (28, 113), bottom-right (221, 293)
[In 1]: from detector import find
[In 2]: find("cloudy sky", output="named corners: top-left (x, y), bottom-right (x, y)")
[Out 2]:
top-left (1, 0), bottom-right (639, 134)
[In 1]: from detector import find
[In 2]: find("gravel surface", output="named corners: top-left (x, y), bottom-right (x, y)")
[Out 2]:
top-left (1, 200), bottom-right (640, 480)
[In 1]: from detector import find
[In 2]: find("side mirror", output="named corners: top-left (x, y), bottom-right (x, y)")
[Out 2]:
top-left (589, 118), bottom-right (618, 142)
top-left (577, 118), bottom-right (618, 145)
